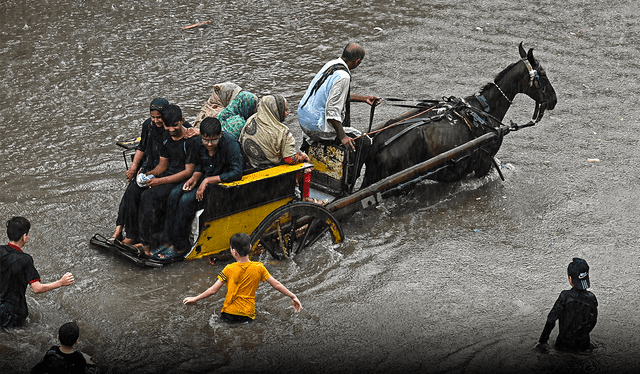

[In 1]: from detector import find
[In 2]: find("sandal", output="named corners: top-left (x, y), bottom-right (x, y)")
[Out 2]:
top-left (108, 232), bottom-right (124, 244)
top-left (153, 246), bottom-right (185, 261)
top-left (151, 244), bottom-right (170, 256)
top-left (131, 243), bottom-right (151, 258)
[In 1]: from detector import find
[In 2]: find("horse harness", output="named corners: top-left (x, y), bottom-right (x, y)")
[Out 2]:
top-left (490, 56), bottom-right (542, 106)
top-left (377, 56), bottom-right (544, 150)
top-left (379, 97), bottom-right (501, 149)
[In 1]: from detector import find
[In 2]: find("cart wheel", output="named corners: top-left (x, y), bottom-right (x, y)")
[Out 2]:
top-left (250, 202), bottom-right (344, 260)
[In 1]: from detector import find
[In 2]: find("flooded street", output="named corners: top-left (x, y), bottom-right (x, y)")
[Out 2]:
top-left (1, 0), bottom-right (640, 373)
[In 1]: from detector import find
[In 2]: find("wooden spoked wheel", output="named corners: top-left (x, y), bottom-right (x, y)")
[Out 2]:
top-left (250, 202), bottom-right (344, 260)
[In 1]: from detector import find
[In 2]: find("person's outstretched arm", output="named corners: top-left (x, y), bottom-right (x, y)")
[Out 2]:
top-left (183, 280), bottom-right (224, 305)
top-left (30, 272), bottom-right (74, 294)
top-left (266, 277), bottom-right (302, 312)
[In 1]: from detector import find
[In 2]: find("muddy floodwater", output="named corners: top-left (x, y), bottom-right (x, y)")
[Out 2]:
top-left (1, 0), bottom-right (640, 373)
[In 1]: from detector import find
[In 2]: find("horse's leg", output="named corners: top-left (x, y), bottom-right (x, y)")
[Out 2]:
top-left (473, 155), bottom-right (493, 178)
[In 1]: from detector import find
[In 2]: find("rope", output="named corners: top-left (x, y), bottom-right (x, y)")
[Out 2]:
top-left (353, 105), bottom-right (436, 141)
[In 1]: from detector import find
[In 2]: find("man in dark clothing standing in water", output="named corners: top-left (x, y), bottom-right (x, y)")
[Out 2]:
top-left (0, 217), bottom-right (74, 327)
top-left (536, 257), bottom-right (598, 351)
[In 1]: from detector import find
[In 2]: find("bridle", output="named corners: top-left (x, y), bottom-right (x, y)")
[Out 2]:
top-left (493, 57), bottom-right (545, 107)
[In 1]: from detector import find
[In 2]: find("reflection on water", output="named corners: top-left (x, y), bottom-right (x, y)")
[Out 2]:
top-left (2, 0), bottom-right (640, 373)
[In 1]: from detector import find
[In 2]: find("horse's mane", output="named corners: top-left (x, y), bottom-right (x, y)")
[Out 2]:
top-left (478, 61), bottom-right (519, 92)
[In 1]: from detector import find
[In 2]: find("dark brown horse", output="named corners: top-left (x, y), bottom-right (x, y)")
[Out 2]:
top-left (361, 42), bottom-right (557, 187)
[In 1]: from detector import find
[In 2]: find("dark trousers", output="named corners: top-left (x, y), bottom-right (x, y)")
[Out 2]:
top-left (220, 312), bottom-right (253, 324)
top-left (138, 182), bottom-right (178, 246)
top-left (556, 336), bottom-right (592, 351)
top-left (162, 183), bottom-right (201, 252)
top-left (0, 302), bottom-right (24, 328)
top-left (117, 180), bottom-right (147, 241)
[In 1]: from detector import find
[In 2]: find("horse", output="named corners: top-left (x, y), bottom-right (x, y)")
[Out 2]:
top-left (360, 42), bottom-right (557, 187)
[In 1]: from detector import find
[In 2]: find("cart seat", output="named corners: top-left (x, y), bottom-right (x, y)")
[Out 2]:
top-left (201, 163), bottom-right (313, 223)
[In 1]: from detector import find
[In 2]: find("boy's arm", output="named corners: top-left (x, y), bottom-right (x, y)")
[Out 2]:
top-left (536, 292), bottom-right (566, 348)
top-left (149, 163), bottom-right (195, 187)
top-left (145, 157), bottom-right (169, 179)
top-left (183, 279), bottom-right (224, 305)
top-left (266, 276), bottom-right (302, 312)
top-left (184, 171), bottom-right (203, 191)
top-left (30, 272), bottom-right (74, 294)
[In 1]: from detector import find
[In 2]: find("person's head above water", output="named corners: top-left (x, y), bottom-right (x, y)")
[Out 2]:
top-left (567, 257), bottom-right (590, 290)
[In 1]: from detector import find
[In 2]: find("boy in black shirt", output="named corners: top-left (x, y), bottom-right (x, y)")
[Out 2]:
top-left (0, 217), bottom-right (74, 327)
top-left (536, 257), bottom-right (598, 351)
top-left (31, 322), bottom-right (95, 374)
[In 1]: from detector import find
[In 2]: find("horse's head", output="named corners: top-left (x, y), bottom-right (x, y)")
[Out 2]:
top-left (518, 42), bottom-right (557, 121)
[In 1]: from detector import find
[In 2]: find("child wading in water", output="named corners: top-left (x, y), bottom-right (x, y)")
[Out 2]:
top-left (31, 321), bottom-right (97, 374)
top-left (183, 233), bottom-right (302, 322)
top-left (536, 257), bottom-right (598, 351)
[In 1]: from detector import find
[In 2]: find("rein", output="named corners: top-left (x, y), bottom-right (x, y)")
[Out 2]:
top-left (357, 55), bottom-right (546, 147)
top-left (353, 104), bottom-right (436, 141)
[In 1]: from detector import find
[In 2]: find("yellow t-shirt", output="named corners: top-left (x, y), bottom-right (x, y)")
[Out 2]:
top-left (218, 261), bottom-right (271, 319)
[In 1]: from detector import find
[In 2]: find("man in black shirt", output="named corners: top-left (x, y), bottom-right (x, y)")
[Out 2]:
top-left (154, 117), bottom-right (243, 260)
top-left (0, 217), bottom-right (74, 328)
top-left (536, 257), bottom-right (598, 351)
top-left (136, 104), bottom-right (199, 256)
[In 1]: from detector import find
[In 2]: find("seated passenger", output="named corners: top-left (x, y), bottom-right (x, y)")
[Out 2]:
top-left (192, 82), bottom-right (258, 139)
top-left (217, 86), bottom-right (258, 140)
top-left (154, 117), bottom-right (243, 260)
top-left (136, 104), bottom-right (199, 256)
top-left (192, 82), bottom-right (241, 128)
top-left (112, 98), bottom-right (168, 244)
top-left (239, 95), bottom-right (319, 204)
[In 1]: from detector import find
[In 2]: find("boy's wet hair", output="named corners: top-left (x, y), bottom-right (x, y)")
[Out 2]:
top-left (230, 233), bottom-right (251, 257)
top-left (58, 322), bottom-right (80, 347)
top-left (6, 216), bottom-right (30, 242)
top-left (161, 104), bottom-right (183, 127)
top-left (200, 117), bottom-right (222, 137)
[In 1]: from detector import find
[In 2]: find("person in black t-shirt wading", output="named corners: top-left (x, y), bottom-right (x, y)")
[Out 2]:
top-left (31, 321), bottom-right (98, 374)
top-left (536, 257), bottom-right (598, 351)
top-left (0, 217), bottom-right (74, 328)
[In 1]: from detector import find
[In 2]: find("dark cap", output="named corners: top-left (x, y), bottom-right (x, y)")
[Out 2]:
top-left (150, 98), bottom-right (169, 112)
top-left (567, 257), bottom-right (590, 290)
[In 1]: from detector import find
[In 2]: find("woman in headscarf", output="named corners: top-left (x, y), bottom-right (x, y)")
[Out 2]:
top-left (193, 82), bottom-right (241, 128)
top-left (192, 82), bottom-right (258, 140)
top-left (239, 95), bottom-right (324, 204)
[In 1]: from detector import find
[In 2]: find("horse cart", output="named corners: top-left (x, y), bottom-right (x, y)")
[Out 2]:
top-left (91, 43), bottom-right (557, 267)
